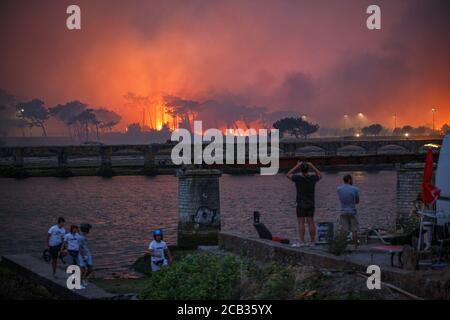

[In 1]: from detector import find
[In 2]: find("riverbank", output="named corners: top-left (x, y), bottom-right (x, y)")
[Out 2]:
top-left (0, 249), bottom-right (406, 300)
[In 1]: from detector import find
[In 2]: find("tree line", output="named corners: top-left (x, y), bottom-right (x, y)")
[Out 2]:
top-left (0, 89), bottom-right (121, 141)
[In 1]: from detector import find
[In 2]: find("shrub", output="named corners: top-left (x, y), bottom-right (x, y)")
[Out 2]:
top-left (141, 253), bottom-right (240, 299)
top-left (327, 232), bottom-right (348, 256)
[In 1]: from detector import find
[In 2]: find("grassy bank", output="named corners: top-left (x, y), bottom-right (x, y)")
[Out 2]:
top-left (0, 263), bottom-right (56, 300)
top-left (93, 251), bottom-right (404, 300)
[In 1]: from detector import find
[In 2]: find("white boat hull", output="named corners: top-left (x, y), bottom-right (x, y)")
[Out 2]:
top-left (436, 134), bottom-right (450, 225)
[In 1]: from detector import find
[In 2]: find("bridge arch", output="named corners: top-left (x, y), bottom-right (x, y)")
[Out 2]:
top-left (377, 144), bottom-right (409, 155)
top-left (336, 145), bottom-right (367, 156)
top-left (295, 146), bottom-right (326, 157)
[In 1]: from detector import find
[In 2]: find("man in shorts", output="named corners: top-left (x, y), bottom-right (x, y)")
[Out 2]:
top-left (287, 161), bottom-right (322, 246)
top-left (337, 174), bottom-right (360, 249)
top-left (46, 217), bottom-right (66, 277)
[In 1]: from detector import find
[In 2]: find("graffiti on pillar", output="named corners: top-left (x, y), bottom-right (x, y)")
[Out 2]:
top-left (192, 206), bottom-right (218, 226)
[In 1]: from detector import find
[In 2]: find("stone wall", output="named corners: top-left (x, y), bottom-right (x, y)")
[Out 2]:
top-left (396, 163), bottom-right (435, 228)
top-left (177, 168), bottom-right (222, 247)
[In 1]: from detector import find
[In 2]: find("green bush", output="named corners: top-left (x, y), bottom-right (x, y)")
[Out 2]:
top-left (327, 232), bottom-right (348, 256)
top-left (256, 267), bottom-right (296, 300)
top-left (141, 253), bottom-right (241, 300)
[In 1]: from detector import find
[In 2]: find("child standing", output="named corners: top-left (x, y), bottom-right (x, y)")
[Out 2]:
top-left (78, 223), bottom-right (93, 288)
top-left (148, 229), bottom-right (172, 272)
top-left (62, 225), bottom-right (82, 265)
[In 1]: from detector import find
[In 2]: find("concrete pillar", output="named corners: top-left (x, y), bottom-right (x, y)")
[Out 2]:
top-left (12, 148), bottom-right (24, 167)
top-left (177, 168), bottom-right (222, 248)
top-left (11, 148), bottom-right (28, 178)
top-left (396, 163), bottom-right (435, 229)
top-left (98, 146), bottom-right (114, 176)
top-left (56, 148), bottom-right (72, 177)
top-left (57, 149), bottom-right (68, 167)
top-left (143, 145), bottom-right (156, 175)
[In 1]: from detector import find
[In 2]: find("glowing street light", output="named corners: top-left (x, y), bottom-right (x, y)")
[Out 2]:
top-left (357, 112), bottom-right (364, 131)
top-left (431, 108), bottom-right (437, 133)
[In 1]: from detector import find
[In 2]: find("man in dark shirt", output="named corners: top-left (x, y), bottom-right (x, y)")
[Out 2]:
top-left (287, 161), bottom-right (322, 246)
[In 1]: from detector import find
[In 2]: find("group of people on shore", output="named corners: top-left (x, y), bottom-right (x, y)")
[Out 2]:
top-left (46, 161), bottom-right (357, 283)
top-left (47, 219), bottom-right (174, 283)
top-left (46, 218), bottom-right (93, 288)
top-left (287, 161), bottom-right (360, 249)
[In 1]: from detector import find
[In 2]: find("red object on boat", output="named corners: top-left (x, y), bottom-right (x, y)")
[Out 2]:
top-left (421, 148), bottom-right (441, 204)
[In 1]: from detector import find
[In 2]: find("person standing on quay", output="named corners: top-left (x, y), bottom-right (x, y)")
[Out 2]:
top-left (287, 161), bottom-right (322, 247)
top-left (337, 174), bottom-right (360, 249)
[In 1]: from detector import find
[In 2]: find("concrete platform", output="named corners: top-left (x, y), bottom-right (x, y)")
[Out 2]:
top-left (219, 231), bottom-right (450, 299)
top-left (1, 254), bottom-right (116, 299)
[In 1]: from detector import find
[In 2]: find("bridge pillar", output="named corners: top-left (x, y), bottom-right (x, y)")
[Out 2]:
top-left (12, 148), bottom-right (24, 167)
top-left (143, 145), bottom-right (156, 175)
top-left (98, 146), bottom-right (114, 177)
top-left (177, 168), bottom-right (221, 248)
top-left (56, 148), bottom-right (72, 177)
top-left (10, 148), bottom-right (28, 178)
top-left (396, 163), bottom-right (435, 230)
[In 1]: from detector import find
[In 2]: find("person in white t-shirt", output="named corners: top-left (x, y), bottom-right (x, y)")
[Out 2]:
top-left (148, 229), bottom-right (172, 272)
top-left (62, 225), bottom-right (82, 265)
top-left (46, 217), bottom-right (66, 277)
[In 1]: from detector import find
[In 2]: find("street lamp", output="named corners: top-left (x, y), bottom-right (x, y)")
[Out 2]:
top-left (357, 113), bottom-right (364, 132)
top-left (343, 115), bottom-right (349, 130)
top-left (431, 108), bottom-right (437, 133)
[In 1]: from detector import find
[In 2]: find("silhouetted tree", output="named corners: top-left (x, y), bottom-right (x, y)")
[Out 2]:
top-left (126, 123), bottom-right (142, 135)
top-left (50, 100), bottom-right (87, 138)
top-left (273, 117), bottom-right (319, 139)
top-left (362, 124), bottom-right (383, 136)
top-left (93, 108), bottom-right (122, 133)
top-left (70, 109), bottom-right (97, 141)
top-left (16, 99), bottom-right (49, 137)
top-left (0, 89), bottom-right (25, 136)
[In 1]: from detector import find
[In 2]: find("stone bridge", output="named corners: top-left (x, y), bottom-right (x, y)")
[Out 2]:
top-left (0, 137), bottom-right (442, 170)
top-left (278, 137), bottom-right (442, 157)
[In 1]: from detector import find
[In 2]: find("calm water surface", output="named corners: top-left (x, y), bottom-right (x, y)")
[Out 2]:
top-left (0, 172), bottom-right (396, 275)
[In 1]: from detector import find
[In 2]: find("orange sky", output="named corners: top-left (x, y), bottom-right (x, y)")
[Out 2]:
top-left (0, 0), bottom-right (448, 132)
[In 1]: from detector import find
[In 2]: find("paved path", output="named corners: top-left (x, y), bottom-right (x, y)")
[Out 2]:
top-left (1, 254), bottom-right (115, 299)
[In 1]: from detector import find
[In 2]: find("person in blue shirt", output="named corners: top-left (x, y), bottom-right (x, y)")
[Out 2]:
top-left (78, 223), bottom-right (93, 288)
top-left (337, 174), bottom-right (360, 249)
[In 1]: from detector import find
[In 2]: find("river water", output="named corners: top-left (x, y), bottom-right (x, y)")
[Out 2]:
top-left (0, 171), bottom-right (396, 275)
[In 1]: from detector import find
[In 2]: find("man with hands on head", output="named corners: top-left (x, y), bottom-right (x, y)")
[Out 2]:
top-left (287, 161), bottom-right (322, 247)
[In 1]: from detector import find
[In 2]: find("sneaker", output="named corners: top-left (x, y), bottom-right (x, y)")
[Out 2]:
top-left (78, 284), bottom-right (86, 290)
top-left (82, 280), bottom-right (88, 287)
top-left (292, 242), bottom-right (306, 247)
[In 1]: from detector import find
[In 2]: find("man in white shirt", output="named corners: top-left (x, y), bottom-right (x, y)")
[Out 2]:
top-left (337, 174), bottom-right (360, 249)
top-left (62, 225), bottom-right (82, 265)
top-left (46, 217), bottom-right (66, 277)
top-left (148, 229), bottom-right (173, 272)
